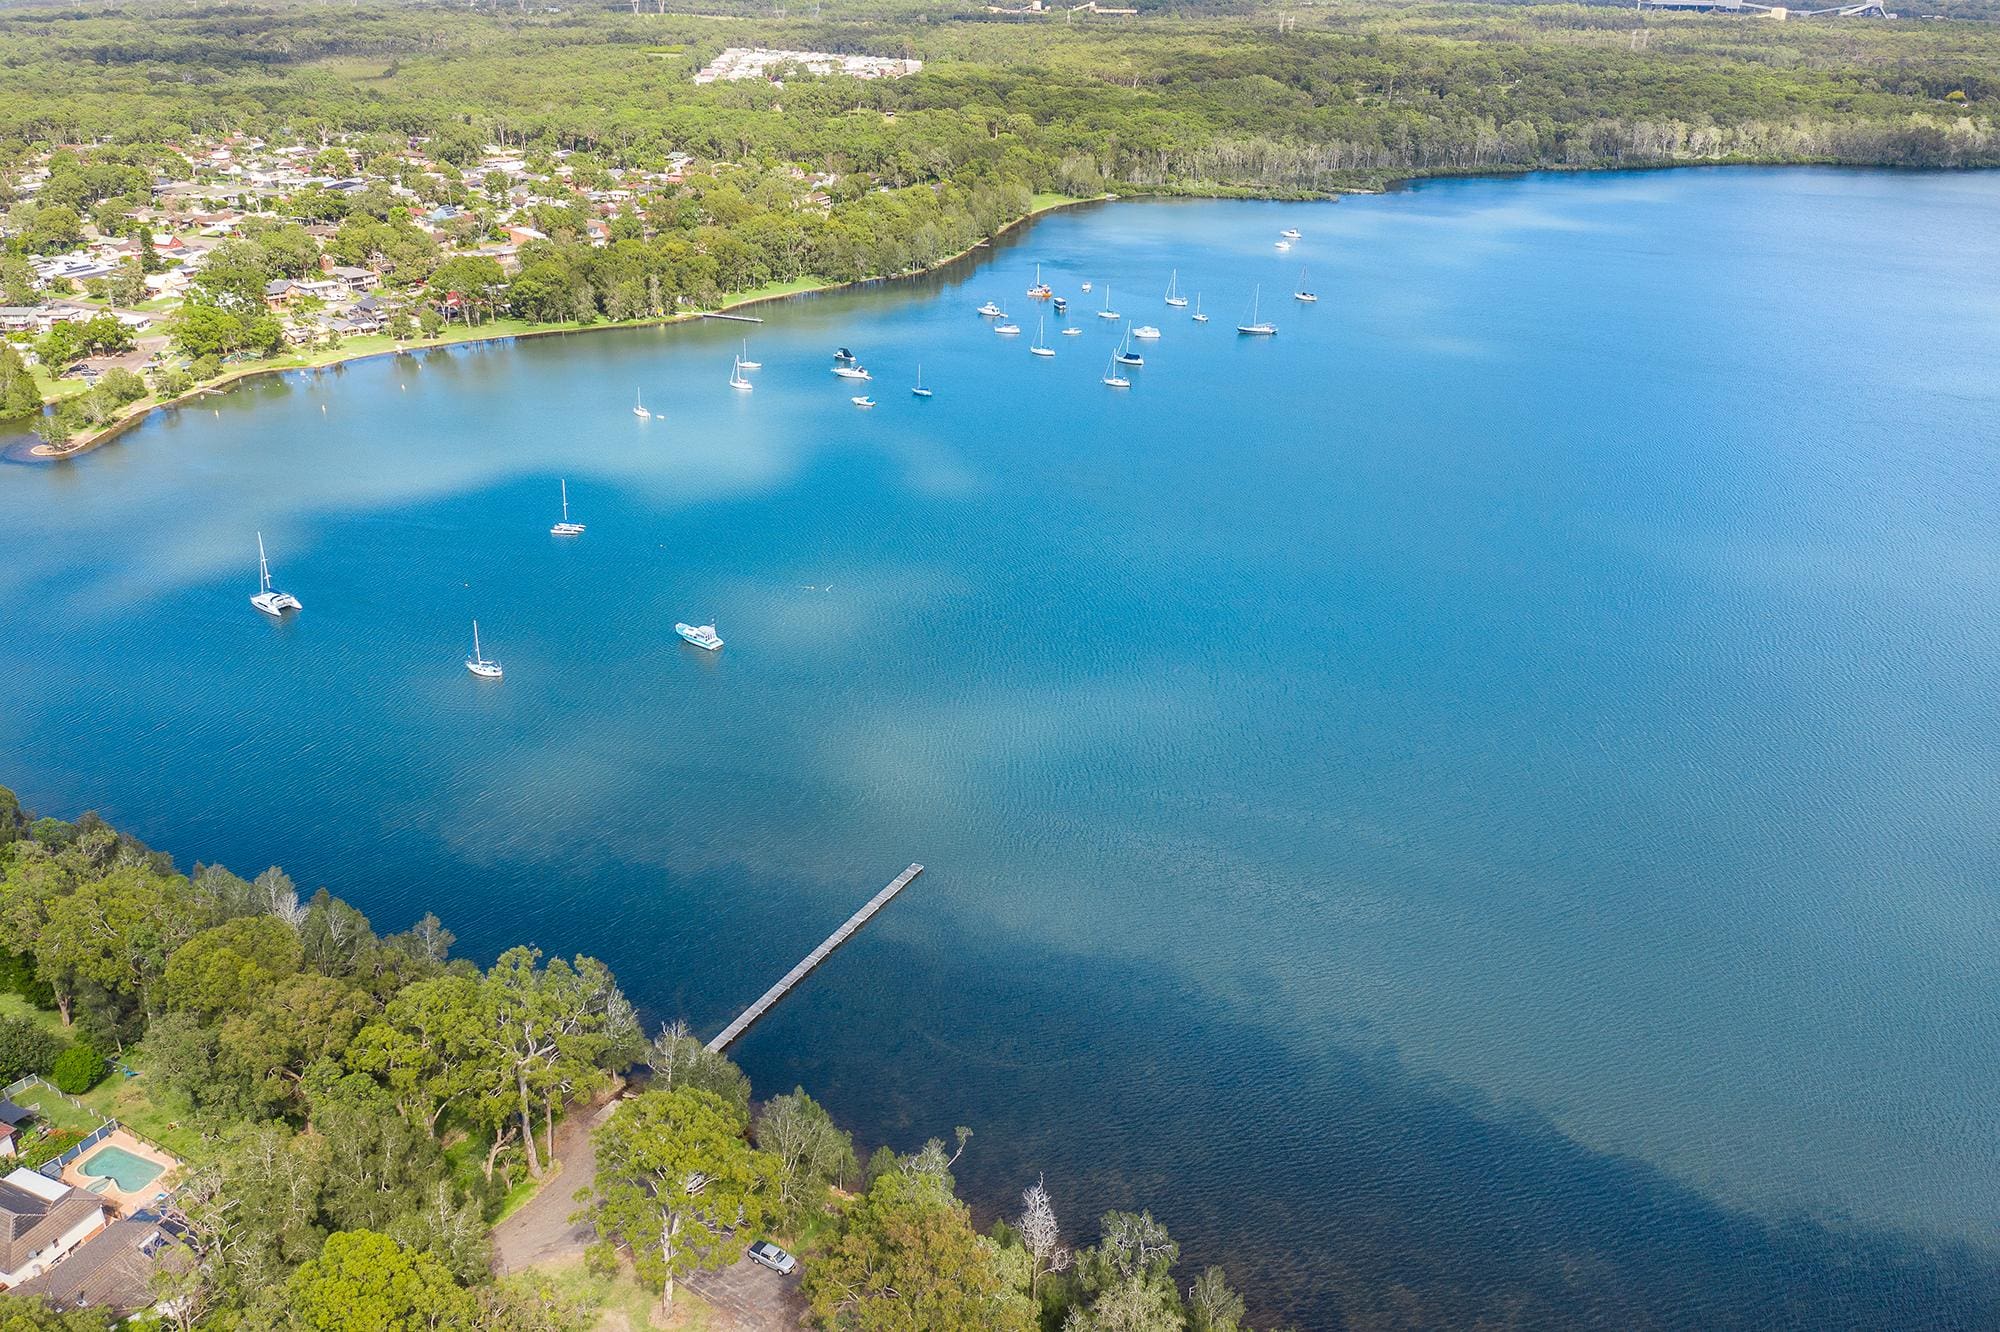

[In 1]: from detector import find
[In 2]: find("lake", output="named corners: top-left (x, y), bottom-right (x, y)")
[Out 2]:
top-left (4, 167), bottom-right (1998, 1328)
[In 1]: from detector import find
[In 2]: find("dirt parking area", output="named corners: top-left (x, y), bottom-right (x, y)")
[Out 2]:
top-left (684, 1253), bottom-right (808, 1331)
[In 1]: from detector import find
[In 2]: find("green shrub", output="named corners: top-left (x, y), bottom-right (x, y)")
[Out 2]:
top-left (0, 1016), bottom-right (65, 1083)
top-left (20, 1126), bottom-right (83, 1170)
top-left (50, 1044), bottom-right (104, 1094)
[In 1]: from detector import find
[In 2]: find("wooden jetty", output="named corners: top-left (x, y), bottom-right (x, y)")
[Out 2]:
top-left (706, 864), bottom-right (923, 1052)
top-left (700, 311), bottom-right (765, 324)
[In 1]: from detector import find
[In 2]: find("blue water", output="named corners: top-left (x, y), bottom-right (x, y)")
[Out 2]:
top-left (4, 168), bottom-right (1999, 1328)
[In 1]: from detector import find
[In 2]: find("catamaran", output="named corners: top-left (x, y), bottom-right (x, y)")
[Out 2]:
top-left (912, 365), bottom-right (933, 398)
top-left (1030, 318), bottom-right (1055, 357)
top-left (466, 621), bottom-right (502, 679)
top-left (738, 339), bottom-right (761, 370)
top-left (675, 622), bottom-right (723, 651)
top-left (1164, 270), bottom-right (1188, 308)
top-left (1102, 355), bottom-right (1130, 389)
top-left (632, 389), bottom-right (652, 419)
top-left (1192, 294), bottom-right (1209, 324)
top-left (1027, 264), bottom-right (1052, 299)
top-left (1294, 268), bottom-right (1318, 303)
top-left (249, 532), bottom-right (301, 616)
top-left (1096, 286), bottom-right (1120, 320)
top-left (550, 479), bottom-right (585, 536)
top-left (730, 356), bottom-right (753, 391)
top-left (832, 364), bottom-right (872, 380)
top-left (1237, 286), bottom-right (1278, 336)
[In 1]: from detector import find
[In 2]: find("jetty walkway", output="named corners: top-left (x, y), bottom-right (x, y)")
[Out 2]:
top-left (706, 863), bottom-right (923, 1052)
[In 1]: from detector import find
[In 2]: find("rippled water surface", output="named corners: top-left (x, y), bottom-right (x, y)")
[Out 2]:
top-left (4, 169), bottom-right (1999, 1328)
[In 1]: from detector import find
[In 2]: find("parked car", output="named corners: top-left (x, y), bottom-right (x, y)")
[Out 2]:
top-left (747, 1239), bottom-right (797, 1275)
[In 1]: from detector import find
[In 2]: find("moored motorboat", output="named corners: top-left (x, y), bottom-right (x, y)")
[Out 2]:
top-left (833, 365), bottom-right (872, 380)
top-left (675, 622), bottom-right (723, 651)
top-left (850, 395), bottom-right (875, 408)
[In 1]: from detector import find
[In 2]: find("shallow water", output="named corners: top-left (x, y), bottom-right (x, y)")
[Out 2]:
top-left (4, 168), bottom-right (1998, 1327)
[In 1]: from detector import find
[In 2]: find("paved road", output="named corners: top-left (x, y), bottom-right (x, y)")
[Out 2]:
top-left (491, 1099), bottom-right (618, 1275)
top-left (685, 1255), bottom-right (808, 1331)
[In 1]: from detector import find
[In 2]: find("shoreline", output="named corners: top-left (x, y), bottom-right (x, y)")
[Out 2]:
top-left (16, 192), bottom-right (1114, 464)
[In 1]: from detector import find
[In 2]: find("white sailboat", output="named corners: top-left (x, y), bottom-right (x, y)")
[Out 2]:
top-left (912, 365), bottom-right (933, 398)
top-left (466, 621), bottom-right (502, 679)
top-left (1164, 269), bottom-right (1188, 308)
top-left (1027, 263), bottom-right (1051, 299)
top-left (738, 339), bottom-right (761, 370)
top-left (1294, 268), bottom-right (1318, 303)
top-left (249, 532), bottom-right (302, 616)
top-left (1096, 285), bottom-right (1120, 320)
top-left (1030, 317), bottom-right (1055, 357)
top-left (730, 356), bottom-right (753, 391)
top-left (1237, 285), bottom-right (1277, 336)
top-left (550, 479), bottom-right (585, 536)
top-left (1102, 355), bottom-right (1130, 389)
top-left (1114, 325), bottom-right (1144, 367)
top-left (632, 389), bottom-right (652, 419)
top-left (1192, 294), bottom-right (1209, 324)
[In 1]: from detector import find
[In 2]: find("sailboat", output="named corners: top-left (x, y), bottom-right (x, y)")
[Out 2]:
top-left (1192, 294), bottom-right (1209, 324)
top-left (1237, 286), bottom-right (1278, 336)
top-left (1293, 268), bottom-right (1318, 303)
top-left (249, 532), bottom-right (302, 616)
top-left (1101, 355), bottom-right (1130, 389)
top-left (550, 479), bottom-right (585, 536)
top-left (632, 389), bottom-right (651, 419)
top-left (738, 339), bottom-right (761, 370)
top-left (1164, 269), bottom-right (1188, 308)
top-left (1027, 263), bottom-right (1052, 299)
top-left (730, 356), bottom-right (753, 391)
top-left (912, 365), bottom-right (933, 398)
top-left (465, 621), bottom-right (502, 679)
top-left (1030, 318), bottom-right (1055, 357)
top-left (1096, 285), bottom-right (1120, 320)
top-left (1114, 325), bottom-right (1143, 367)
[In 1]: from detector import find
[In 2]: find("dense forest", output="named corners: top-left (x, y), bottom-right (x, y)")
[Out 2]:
top-left (0, 0), bottom-right (1994, 191)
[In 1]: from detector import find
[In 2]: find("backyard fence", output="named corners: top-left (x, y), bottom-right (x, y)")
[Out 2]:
top-left (37, 1119), bottom-right (118, 1179)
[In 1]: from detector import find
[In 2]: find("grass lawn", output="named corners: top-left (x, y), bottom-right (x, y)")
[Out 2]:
top-left (10, 1084), bottom-right (102, 1135)
top-left (1029, 191), bottom-right (1087, 213)
top-left (0, 993), bottom-right (205, 1163)
top-left (716, 276), bottom-right (826, 306)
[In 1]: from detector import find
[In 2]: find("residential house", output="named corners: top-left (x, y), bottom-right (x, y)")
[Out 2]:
top-left (0, 1168), bottom-right (108, 1290)
top-left (0, 1101), bottom-right (31, 1157)
top-left (16, 1216), bottom-right (177, 1317)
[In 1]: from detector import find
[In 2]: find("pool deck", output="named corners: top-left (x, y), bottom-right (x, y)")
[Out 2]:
top-left (60, 1130), bottom-right (178, 1215)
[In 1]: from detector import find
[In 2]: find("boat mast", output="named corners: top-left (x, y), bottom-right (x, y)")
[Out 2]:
top-left (257, 532), bottom-right (272, 593)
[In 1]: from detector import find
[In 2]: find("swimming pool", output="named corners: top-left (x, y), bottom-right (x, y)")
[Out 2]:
top-left (78, 1145), bottom-right (163, 1193)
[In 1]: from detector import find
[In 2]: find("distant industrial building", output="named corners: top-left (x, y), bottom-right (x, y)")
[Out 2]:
top-left (693, 48), bottom-right (922, 85)
top-left (1637, 0), bottom-right (1891, 16)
